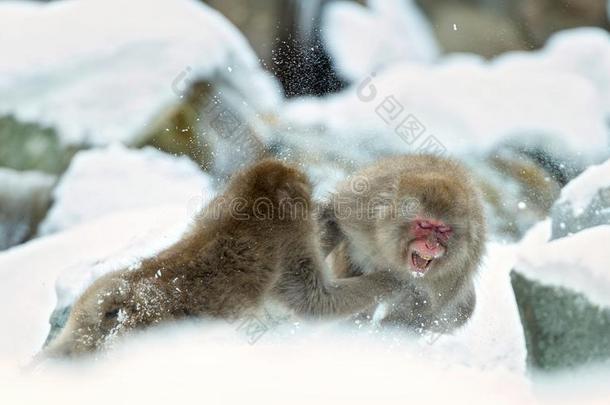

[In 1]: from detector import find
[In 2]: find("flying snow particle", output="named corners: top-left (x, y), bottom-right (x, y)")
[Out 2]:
top-left (518, 201), bottom-right (527, 210)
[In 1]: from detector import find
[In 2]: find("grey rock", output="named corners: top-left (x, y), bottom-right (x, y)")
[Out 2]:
top-left (0, 115), bottom-right (77, 174)
top-left (511, 271), bottom-right (610, 371)
top-left (0, 168), bottom-right (56, 250)
top-left (551, 187), bottom-right (610, 239)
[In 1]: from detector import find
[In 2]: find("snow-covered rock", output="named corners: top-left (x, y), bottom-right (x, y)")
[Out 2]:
top-left (0, 0), bottom-right (282, 147)
top-left (551, 159), bottom-right (610, 239)
top-left (511, 220), bottom-right (610, 370)
top-left (322, 0), bottom-right (439, 82)
top-left (38, 145), bottom-right (213, 235)
top-left (0, 168), bottom-right (55, 250)
top-left (517, 225), bottom-right (610, 309)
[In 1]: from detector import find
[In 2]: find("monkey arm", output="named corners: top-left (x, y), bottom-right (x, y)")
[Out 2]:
top-left (381, 278), bottom-right (476, 333)
top-left (316, 200), bottom-right (344, 258)
top-left (433, 279), bottom-right (476, 332)
top-left (272, 243), bottom-right (399, 319)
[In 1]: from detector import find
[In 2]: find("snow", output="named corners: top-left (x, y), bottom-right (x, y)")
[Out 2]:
top-left (322, 0), bottom-right (440, 81)
top-left (495, 28), bottom-right (610, 115)
top-left (0, 325), bottom-right (536, 405)
top-left (284, 28), bottom-right (610, 164)
top-left (557, 158), bottom-right (610, 214)
top-left (0, 0), bottom-right (282, 146)
top-left (38, 144), bottom-right (214, 235)
top-left (282, 58), bottom-right (608, 162)
top-left (516, 225), bottom-right (610, 309)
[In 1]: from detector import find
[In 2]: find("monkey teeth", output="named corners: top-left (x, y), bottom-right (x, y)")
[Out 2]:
top-left (411, 252), bottom-right (432, 272)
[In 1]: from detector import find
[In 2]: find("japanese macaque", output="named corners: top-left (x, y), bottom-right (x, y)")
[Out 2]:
top-left (44, 160), bottom-right (401, 357)
top-left (319, 154), bottom-right (486, 333)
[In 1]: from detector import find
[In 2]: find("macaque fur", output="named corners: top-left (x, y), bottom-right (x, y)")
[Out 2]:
top-left (319, 154), bottom-right (486, 333)
top-left (45, 160), bottom-right (401, 357)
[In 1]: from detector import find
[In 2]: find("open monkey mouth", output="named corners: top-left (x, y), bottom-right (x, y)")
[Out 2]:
top-left (411, 251), bottom-right (433, 273)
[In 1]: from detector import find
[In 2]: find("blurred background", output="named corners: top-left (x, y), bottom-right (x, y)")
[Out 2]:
top-left (1, 0), bottom-right (610, 402)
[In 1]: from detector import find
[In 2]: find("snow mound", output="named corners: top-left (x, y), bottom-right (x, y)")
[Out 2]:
top-left (0, 0), bottom-right (281, 146)
top-left (5, 322), bottom-right (536, 405)
top-left (517, 225), bottom-right (610, 308)
top-left (322, 0), bottom-right (439, 81)
top-left (283, 58), bottom-right (607, 162)
top-left (39, 145), bottom-right (213, 235)
top-left (496, 28), bottom-right (610, 115)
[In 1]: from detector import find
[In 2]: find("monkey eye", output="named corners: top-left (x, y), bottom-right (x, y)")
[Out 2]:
top-left (104, 308), bottom-right (120, 320)
top-left (437, 226), bottom-right (452, 234)
top-left (418, 221), bottom-right (433, 229)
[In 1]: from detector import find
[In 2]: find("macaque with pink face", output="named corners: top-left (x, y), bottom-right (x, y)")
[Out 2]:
top-left (319, 154), bottom-right (486, 332)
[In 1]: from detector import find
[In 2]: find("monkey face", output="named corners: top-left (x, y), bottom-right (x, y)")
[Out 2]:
top-left (403, 218), bottom-right (452, 276)
top-left (375, 208), bottom-right (466, 279)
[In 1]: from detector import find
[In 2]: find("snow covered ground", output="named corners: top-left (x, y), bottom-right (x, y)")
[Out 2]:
top-left (0, 0), bottom-right (282, 146)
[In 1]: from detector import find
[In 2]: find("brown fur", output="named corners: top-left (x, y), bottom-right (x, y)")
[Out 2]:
top-left (45, 160), bottom-right (400, 357)
top-left (321, 154), bottom-right (486, 333)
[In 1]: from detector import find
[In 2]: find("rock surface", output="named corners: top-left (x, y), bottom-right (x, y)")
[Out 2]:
top-left (0, 168), bottom-right (55, 250)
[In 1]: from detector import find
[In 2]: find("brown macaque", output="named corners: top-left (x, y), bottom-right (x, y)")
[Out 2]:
top-left (319, 154), bottom-right (486, 333)
top-left (44, 160), bottom-right (401, 357)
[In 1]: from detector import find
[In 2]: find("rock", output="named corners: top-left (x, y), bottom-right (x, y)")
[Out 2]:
top-left (141, 80), bottom-right (270, 179)
top-left (511, 271), bottom-right (610, 370)
top-left (416, 0), bottom-right (527, 57)
top-left (477, 147), bottom-right (562, 239)
top-left (514, 209), bottom-right (610, 370)
top-left (0, 115), bottom-right (76, 174)
top-left (550, 159), bottom-right (610, 239)
top-left (0, 168), bottom-right (56, 250)
top-left (510, 0), bottom-right (609, 48)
